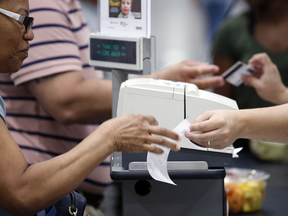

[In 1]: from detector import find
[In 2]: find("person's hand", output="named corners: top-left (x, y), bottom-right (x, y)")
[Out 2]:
top-left (101, 114), bottom-right (181, 154)
top-left (185, 110), bottom-right (242, 149)
top-left (152, 60), bottom-right (224, 89)
top-left (243, 53), bottom-right (288, 104)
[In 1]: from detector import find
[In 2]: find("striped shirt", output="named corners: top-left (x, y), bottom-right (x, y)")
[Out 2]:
top-left (0, 0), bottom-right (111, 194)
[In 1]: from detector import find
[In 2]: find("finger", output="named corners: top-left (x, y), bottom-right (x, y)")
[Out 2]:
top-left (185, 131), bottom-right (229, 149)
top-left (185, 131), bottom-right (216, 147)
top-left (248, 53), bottom-right (268, 64)
top-left (143, 115), bottom-right (159, 126)
top-left (186, 128), bottom-right (215, 142)
top-left (242, 74), bottom-right (261, 88)
top-left (183, 60), bottom-right (202, 66)
top-left (190, 64), bottom-right (220, 77)
top-left (148, 126), bottom-right (180, 141)
top-left (190, 76), bottom-right (224, 89)
top-left (252, 70), bottom-right (263, 78)
top-left (143, 143), bottom-right (165, 154)
top-left (192, 111), bottom-right (214, 124)
top-left (189, 120), bottom-right (220, 138)
top-left (144, 134), bottom-right (180, 152)
top-left (196, 141), bottom-right (228, 150)
top-left (248, 59), bottom-right (263, 69)
top-left (205, 138), bottom-right (232, 149)
top-left (248, 64), bottom-right (264, 76)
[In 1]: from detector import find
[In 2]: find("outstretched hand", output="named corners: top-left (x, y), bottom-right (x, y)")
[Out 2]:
top-left (152, 60), bottom-right (224, 89)
top-left (103, 114), bottom-right (181, 154)
top-left (185, 110), bottom-right (242, 149)
top-left (243, 53), bottom-right (288, 104)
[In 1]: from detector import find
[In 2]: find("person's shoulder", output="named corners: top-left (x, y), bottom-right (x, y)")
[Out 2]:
top-left (28, 0), bottom-right (63, 10)
top-left (212, 13), bottom-right (247, 57)
top-left (214, 13), bottom-right (248, 40)
top-left (28, 0), bottom-right (76, 24)
top-left (219, 13), bottom-right (247, 31)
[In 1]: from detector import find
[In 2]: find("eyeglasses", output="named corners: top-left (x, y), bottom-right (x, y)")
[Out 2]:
top-left (0, 8), bottom-right (34, 32)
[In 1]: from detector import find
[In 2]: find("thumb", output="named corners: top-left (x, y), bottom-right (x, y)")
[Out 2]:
top-left (192, 111), bottom-right (213, 124)
top-left (242, 74), bottom-right (261, 88)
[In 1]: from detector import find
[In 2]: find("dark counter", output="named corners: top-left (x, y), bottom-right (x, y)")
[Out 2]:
top-left (230, 147), bottom-right (288, 216)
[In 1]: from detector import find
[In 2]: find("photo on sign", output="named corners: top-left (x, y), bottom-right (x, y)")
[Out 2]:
top-left (109, 0), bottom-right (142, 19)
top-left (99, 0), bottom-right (151, 37)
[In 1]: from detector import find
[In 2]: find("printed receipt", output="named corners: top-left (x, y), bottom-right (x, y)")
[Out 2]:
top-left (147, 119), bottom-right (242, 185)
top-left (147, 119), bottom-right (191, 185)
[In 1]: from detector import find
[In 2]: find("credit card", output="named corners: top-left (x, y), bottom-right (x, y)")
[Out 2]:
top-left (222, 61), bottom-right (255, 87)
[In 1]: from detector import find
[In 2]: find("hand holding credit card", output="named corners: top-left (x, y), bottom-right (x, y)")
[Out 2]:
top-left (222, 61), bottom-right (255, 87)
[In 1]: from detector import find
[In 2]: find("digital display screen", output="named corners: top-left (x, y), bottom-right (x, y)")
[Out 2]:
top-left (90, 38), bottom-right (137, 64)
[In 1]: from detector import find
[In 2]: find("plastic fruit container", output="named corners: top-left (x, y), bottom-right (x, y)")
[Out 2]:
top-left (224, 168), bottom-right (270, 214)
top-left (250, 140), bottom-right (288, 163)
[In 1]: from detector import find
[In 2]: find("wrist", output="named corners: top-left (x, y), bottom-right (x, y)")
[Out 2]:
top-left (277, 87), bottom-right (288, 105)
top-left (150, 68), bottom-right (173, 80)
top-left (237, 110), bottom-right (250, 139)
top-left (96, 121), bottom-right (117, 153)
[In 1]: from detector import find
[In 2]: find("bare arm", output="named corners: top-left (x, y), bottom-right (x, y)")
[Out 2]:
top-left (0, 114), bottom-right (180, 215)
top-left (24, 71), bottom-right (113, 124)
top-left (185, 104), bottom-right (288, 149)
top-left (185, 53), bottom-right (288, 149)
top-left (24, 60), bottom-right (224, 125)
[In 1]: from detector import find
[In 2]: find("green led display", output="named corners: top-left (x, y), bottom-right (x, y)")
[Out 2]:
top-left (90, 38), bottom-right (136, 64)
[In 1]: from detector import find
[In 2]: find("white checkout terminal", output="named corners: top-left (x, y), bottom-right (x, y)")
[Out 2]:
top-left (112, 78), bottom-right (238, 216)
top-left (117, 78), bottom-right (237, 169)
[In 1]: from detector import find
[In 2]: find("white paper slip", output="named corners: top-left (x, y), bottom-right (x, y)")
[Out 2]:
top-left (222, 61), bottom-right (255, 87)
top-left (147, 119), bottom-right (191, 185)
top-left (147, 144), bottom-right (176, 185)
top-left (232, 147), bottom-right (243, 158)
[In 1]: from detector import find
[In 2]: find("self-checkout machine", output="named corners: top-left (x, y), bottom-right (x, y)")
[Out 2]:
top-left (89, 1), bottom-right (234, 215)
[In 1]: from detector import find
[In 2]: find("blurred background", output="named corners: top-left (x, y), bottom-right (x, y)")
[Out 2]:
top-left (80, 0), bottom-right (249, 71)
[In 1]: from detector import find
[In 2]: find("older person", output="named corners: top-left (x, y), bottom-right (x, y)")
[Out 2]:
top-left (0, 0), bottom-right (181, 215)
